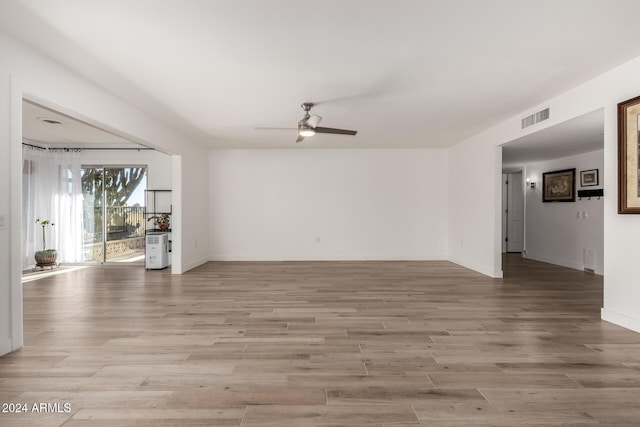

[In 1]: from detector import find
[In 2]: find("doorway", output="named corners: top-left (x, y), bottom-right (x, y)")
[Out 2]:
top-left (81, 166), bottom-right (147, 263)
top-left (500, 109), bottom-right (605, 275)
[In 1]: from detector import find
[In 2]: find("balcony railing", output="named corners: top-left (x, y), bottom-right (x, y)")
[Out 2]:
top-left (83, 206), bottom-right (146, 243)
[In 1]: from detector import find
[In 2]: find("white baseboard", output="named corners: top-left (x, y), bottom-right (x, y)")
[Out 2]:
top-left (182, 256), bottom-right (209, 273)
top-left (601, 308), bottom-right (640, 334)
top-left (524, 252), bottom-right (603, 276)
top-left (208, 253), bottom-right (448, 262)
top-left (208, 254), bottom-right (501, 278)
top-left (0, 337), bottom-right (12, 357)
top-left (449, 256), bottom-right (503, 278)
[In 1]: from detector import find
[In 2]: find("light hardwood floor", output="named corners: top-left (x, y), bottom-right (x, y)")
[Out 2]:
top-left (2, 255), bottom-right (640, 426)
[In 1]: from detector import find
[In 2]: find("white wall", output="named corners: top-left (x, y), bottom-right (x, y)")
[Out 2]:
top-left (0, 48), bottom-right (12, 356)
top-left (449, 141), bottom-right (503, 277)
top-left (523, 150), bottom-right (604, 275)
top-left (175, 150), bottom-right (210, 271)
top-left (210, 149), bottom-right (449, 261)
top-left (0, 30), bottom-right (210, 356)
top-left (448, 54), bottom-right (640, 333)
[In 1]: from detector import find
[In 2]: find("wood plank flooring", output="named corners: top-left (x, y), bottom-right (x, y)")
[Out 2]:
top-left (2, 255), bottom-right (640, 426)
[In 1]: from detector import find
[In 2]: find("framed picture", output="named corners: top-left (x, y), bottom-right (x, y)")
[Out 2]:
top-left (543, 168), bottom-right (575, 202)
top-left (618, 95), bottom-right (640, 213)
top-left (580, 169), bottom-right (599, 187)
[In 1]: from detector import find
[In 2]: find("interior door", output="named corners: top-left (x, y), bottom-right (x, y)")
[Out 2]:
top-left (502, 174), bottom-right (508, 253)
top-left (506, 172), bottom-right (524, 253)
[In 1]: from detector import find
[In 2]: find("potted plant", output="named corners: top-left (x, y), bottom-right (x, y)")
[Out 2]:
top-left (34, 218), bottom-right (57, 268)
top-left (149, 213), bottom-right (171, 231)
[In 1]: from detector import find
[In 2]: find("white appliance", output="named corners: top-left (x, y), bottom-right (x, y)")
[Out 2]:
top-left (146, 232), bottom-right (169, 269)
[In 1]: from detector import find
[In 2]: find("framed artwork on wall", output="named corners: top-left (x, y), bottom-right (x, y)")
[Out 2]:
top-left (543, 168), bottom-right (575, 202)
top-left (618, 95), bottom-right (640, 214)
top-left (580, 169), bottom-right (599, 187)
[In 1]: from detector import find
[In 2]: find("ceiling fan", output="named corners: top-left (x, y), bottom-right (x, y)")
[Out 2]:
top-left (257, 102), bottom-right (358, 143)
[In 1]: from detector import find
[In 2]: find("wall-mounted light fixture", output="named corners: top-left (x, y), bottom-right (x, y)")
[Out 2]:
top-left (526, 177), bottom-right (536, 189)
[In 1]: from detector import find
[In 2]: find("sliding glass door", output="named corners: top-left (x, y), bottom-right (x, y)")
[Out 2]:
top-left (81, 166), bottom-right (147, 262)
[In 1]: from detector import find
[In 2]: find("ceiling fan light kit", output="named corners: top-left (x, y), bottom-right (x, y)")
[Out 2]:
top-left (298, 102), bottom-right (317, 138)
top-left (295, 102), bottom-right (358, 143)
top-left (298, 126), bottom-right (316, 137)
top-left (298, 117), bottom-right (316, 137)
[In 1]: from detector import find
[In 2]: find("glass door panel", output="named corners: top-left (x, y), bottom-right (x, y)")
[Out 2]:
top-left (104, 167), bottom-right (146, 262)
top-left (81, 166), bottom-right (147, 263)
top-left (81, 167), bottom-right (104, 262)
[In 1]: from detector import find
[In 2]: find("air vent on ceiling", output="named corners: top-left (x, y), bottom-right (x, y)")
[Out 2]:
top-left (521, 108), bottom-right (550, 129)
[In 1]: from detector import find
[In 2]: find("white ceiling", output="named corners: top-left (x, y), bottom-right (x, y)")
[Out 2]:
top-left (22, 100), bottom-right (146, 148)
top-left (502, 109), bottom-right (604, 169)
top-left (2, 1), bottom-right (638, 151)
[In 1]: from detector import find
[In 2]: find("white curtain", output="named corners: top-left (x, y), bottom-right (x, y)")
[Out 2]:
top-left (22, 146), bottom-right (84, 268)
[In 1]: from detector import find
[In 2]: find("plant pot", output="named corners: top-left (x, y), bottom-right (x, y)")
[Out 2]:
top-left (35, 249), bottom-right (58, 268)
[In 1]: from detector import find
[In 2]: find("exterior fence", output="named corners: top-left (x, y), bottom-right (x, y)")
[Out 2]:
top-left (84, 206), bottom-right (146, 244)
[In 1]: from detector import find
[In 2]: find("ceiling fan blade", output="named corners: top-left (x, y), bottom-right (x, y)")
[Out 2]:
top-left (295, 135), bottom-right (304, 143)
top-left (314, 127), bottom-right (357, 136)
top-left (307, 114), bottom-right (322, 128)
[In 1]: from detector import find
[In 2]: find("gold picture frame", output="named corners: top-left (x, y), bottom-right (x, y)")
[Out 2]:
top-left (618, 95), bottom-right (640, 213)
